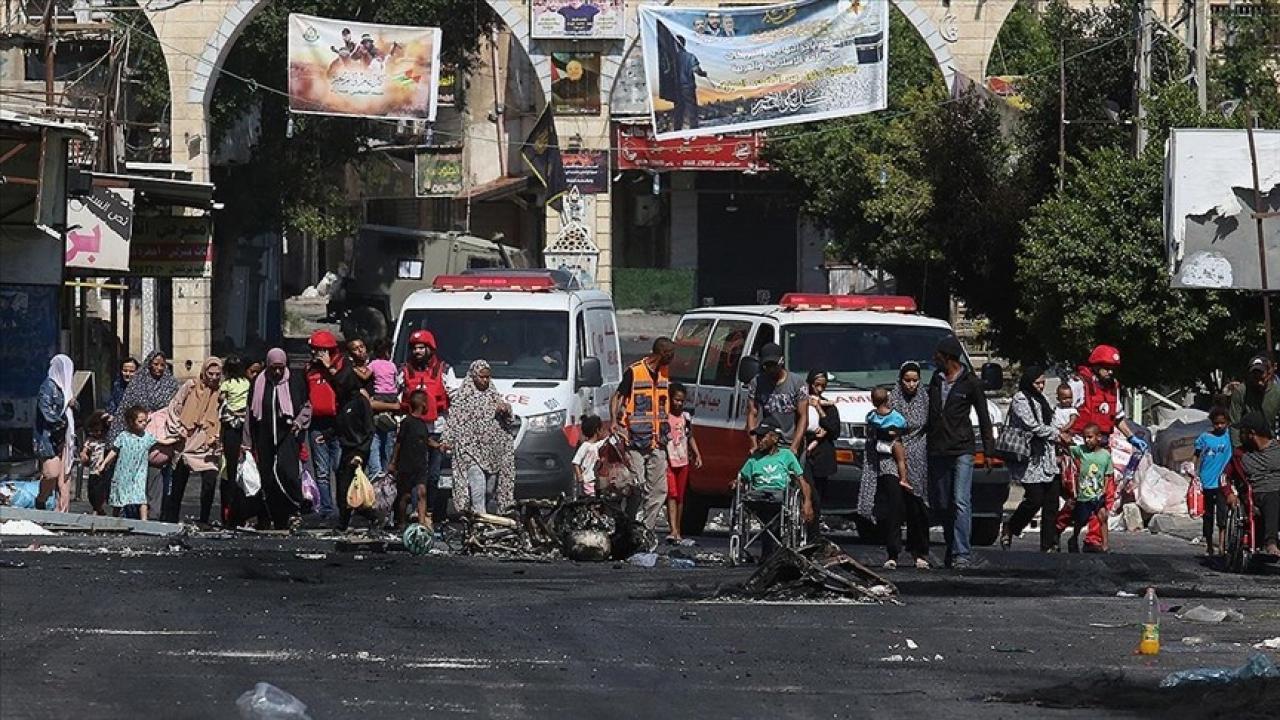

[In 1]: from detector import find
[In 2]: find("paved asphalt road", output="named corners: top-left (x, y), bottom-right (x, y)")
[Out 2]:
top-left (2, 526), bottom-right (1277, 720)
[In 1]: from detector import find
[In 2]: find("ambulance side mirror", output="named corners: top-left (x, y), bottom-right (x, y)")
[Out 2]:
top-left (738, 356), bottom-right (760, 386)
top-left (578, 357), bottom-right (604, 389)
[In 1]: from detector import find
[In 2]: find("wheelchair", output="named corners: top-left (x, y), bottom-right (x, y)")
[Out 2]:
top-left (1221, 452), bottom-right (1277, 574)
top-left (727, 479), bottom-right (808, 567)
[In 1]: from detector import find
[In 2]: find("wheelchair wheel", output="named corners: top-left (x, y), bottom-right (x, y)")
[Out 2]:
top-left (1223, 502), bottom-right (1247, 573)
top-left (727, 484), bottom-right (745, 567)
top-left (783, 486), bottom-right (808, 550)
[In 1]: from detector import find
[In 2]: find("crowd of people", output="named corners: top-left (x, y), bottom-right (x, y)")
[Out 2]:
top-left (28, 331), bottom-right (1280, 563)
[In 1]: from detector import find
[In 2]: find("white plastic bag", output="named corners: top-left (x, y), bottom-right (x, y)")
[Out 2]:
top-left (236, 454), bottom-right (262, 496)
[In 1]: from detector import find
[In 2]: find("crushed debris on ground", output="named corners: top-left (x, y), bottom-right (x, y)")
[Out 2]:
top-left (456, 497), bottom-right (657, 562)
top-left (717, 541), bottom-right (899, 604)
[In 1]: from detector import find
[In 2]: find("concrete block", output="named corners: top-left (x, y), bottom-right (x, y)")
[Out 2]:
top-left (1147, 513), bottom-right (1199, 540)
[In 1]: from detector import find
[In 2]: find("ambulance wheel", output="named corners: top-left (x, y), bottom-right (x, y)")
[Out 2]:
top-left (680, 493), bottom-right (711, 537)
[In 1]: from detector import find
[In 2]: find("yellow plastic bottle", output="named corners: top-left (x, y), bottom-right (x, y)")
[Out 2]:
top-left (1138, 587), bottom-right (1160, 655)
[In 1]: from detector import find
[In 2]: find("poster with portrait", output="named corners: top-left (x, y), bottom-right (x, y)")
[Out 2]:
top-left (550, 51), bottom-right (602, 115)
top-left (636, 0), bottom-right (888, 139)
top-left (531, 0), bottom-right (625, 40)
top-left (287, 13), bottom-right (442, 121)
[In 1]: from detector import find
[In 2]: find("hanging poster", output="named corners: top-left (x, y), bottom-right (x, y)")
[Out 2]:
top-left (437, 63), bottom-right (458, 107)
top-left (531, 0), bottom-right (626, 40)
top-left (562, 150), bottom-right (608, 193)
top-left (415, 151), bottom-right (465, 197)
top-left (636, 0), bottom-right (888, 139)
top-left (615, 122), bottom-right (768, 171)
top-left (287, 13), bottom-right (442, 121)
top-left (550, 51), bottom-right (602, 116)
top-left (65, 187), bottom-right (134, 272)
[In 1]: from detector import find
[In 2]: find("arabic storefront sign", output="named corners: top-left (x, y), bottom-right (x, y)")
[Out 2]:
top-left (65, 187), bottom-right (134, 272)
top-left (415, 151), bottom-right (464, 197)
top-left (531, 0), bottom-right (625, 40)
top-left (563, 150), bottom-right (608, 193)
top-left (636, 0), bottom-right (888, 139)
top-left (287, 13), bottom-right (442, 121)
top-left (615, 123), bottom-right (768, 171)
top-left (438, 63), bottom-right (458, 106)
top-left (129, 215), bottom-right (213, 277)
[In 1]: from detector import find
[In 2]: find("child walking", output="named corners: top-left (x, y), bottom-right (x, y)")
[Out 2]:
top-left (387, 390), bottom-right (440, 530)
top-left (79, 410), bottom-right (111, 515)
top-left (1068, 423), bottom-right (1113, 553)
top-left (665, 383), bottom-right (702, 545)
top-left (106, 406), bottom-right (181, 520)
top-left (1193, 408), bottom-right (1233, 556)
top-left (864, 387), bottom-right (917, 569)
top-left (572, 415), bottom-right (607, 498)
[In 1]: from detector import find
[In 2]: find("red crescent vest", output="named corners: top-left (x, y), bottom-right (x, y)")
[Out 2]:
top-left (401, 362), bottom-right (447, 422)
top-left (1071, 366), bottom-right (1121, 436)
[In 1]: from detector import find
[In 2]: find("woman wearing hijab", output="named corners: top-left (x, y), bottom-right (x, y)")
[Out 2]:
top-left (802, 370), bottom-right (841, 538)
top-left (855, 362), bottom-right (932, 569)
top-left (105, 356), bottom-right (139, 418)
top-left (243, 348), bottom-right (311, 530)
top-left (161, 358), bottom-right (224, 524)
top-left (35, 355), bottom-right (76, 512)
top-left (443, 360), bottom-right (515, 514)
top-left (110, 350), bottom-right (181, 511)
top-left (1001, 366), bottom-right (1061, 552)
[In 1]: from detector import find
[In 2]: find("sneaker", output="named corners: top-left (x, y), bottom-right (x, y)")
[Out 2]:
top-left (677, 538), bottom-right (697, 547)
top-left (882, 559), bottom-right (897, 570)
top-left (951, 556), bottom-right (974, 570)
top-left (914, 557), bottom-right (930, 570)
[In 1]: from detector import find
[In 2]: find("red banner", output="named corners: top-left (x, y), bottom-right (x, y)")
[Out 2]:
top-left (614, 123), bottom-right (768, 172)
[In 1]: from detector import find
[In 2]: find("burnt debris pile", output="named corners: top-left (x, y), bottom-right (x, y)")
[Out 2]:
top-left (737, 541), bottom-right (899, 603)
top-left (460, 498), bottom-right (655, 562)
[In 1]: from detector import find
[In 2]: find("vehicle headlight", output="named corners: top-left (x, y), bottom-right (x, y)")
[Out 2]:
top-left (523, 410), bottom-right (567, 433)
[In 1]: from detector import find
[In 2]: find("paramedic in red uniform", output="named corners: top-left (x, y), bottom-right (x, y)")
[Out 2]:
top-left (401, 329), bottom-right (456, 525)
top-left (1057, 344), bottom-right (1148, 550)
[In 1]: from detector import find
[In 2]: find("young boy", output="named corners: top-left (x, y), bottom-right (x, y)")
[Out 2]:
top-left (665, 383), bottom-right (702, 546)
top-left (864, 387), bottom-right (914, 568)
top-left (573, 415), bottom-right (607, 498)
top-left (1194, 408), bottom-right (1233, 555)
top-left (1052, 385), bottom-right (1079, 440)
top-left (105, 406), bottom-right (181, 520)
top-left (737, 422), bottom-right (815, 560)
top-left (1237, 411), bottom-right (1280, 557)
top-left (1068, 423), bottom-right (1113, 553)
top-left (387, 390), bottom-right (440, 530)
top-left (79, 410), bottom-right (111, 515)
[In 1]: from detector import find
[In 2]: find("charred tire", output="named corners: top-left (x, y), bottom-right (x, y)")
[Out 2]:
top-left (854, 517), bottom-right (883, 543)
top-left (681, 492), bottom-right (712, 537)
top-left (971, 517), bottom-right (1001, 547)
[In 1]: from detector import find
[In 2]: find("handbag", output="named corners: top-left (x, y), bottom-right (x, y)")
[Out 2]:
top-left (994, 425), bottom-right (1033, 462)
top-left (236, 454), bottom-right (262, 496)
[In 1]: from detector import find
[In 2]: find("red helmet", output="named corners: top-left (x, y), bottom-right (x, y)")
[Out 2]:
top-left (408, 329), bottom-right (436, 349)
top-left (1087, 344), bottom-right (1121, 368)
top-left (309, 330), bottom-right (339, 350)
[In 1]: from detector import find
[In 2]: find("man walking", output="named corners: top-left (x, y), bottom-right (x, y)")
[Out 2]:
top-left (1229, 353), bottom-right (1280, 447)
top-left (611, 338), bottom-right (676, 531)
top-left (926, 335), bottom-right (995, 569)
top-left (672, 35), bottom-right (707, 131)
top-left (745, 343), bottom-right (808, 458)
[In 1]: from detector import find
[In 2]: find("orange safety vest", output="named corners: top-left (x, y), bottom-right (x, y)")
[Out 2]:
top-left (624, 359), bottom-right (670, 450)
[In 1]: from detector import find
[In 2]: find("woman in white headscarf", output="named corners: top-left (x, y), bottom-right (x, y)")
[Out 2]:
top-left (35, 354), bottom-right (76, 512)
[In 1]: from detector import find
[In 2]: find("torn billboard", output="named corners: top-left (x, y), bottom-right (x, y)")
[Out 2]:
top-left (1166, 128), bottom-right (1280, 290)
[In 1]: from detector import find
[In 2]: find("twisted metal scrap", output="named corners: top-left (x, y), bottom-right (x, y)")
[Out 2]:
top-left (740, 541), bottom-right (899, 603)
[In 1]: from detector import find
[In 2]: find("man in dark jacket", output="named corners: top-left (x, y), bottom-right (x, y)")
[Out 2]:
top-left (926, 335), bottom-right (995, 569)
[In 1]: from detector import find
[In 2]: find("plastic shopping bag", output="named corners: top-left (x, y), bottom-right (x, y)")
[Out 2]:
top-left (300, 466), bottom-right (319, 505)
top-left (1186, 475), bottom-right (1205, 518)
top-left (346, 463), bottom-right (376, 510)
top-left (236, 454), bottom-right (262, 496)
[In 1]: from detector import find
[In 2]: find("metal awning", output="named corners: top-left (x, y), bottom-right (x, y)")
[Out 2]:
top-left (88, 171), bottom-right (215, 210)
top-left (454, 175), bottom-right (529, 203)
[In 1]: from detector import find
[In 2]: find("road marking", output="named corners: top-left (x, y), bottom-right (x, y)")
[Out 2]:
top-left (162, 649), bottom-right (300, 660)
top-left (51, 628), bottom-right (217, 636)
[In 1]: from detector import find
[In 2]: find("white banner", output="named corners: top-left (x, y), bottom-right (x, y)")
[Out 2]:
top-left (637, 0), bottom-right (888, 140)
top-left (65, 187), bottom-right (134, 272)
top-left (531, 0), bottom-right (625, 40)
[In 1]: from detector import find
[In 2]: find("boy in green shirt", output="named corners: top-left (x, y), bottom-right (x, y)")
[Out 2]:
top-left (737, 422), bottom-right (815, 559)
top-left (1068, 423), bottom-right (1114, 553)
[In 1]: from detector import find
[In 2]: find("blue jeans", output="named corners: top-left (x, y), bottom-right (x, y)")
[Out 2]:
top-left (929, 453), bottom-right (974, 563)
top-left (366, 426), bottom-right (397, 479)
top-left (309, 428), bottom-right (341, 517)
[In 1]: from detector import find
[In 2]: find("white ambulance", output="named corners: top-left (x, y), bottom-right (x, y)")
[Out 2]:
top-left (671, 293), bottom-right (1010, 544)
top-left (392, 270), bottom-right (621, 499)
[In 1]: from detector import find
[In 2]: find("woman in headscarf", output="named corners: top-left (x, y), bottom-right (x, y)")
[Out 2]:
top-left (34, 354), bottom-right (76, 512)
top-left (110, 350), bottom-right (181, 511)
top-left (856, 362), bottom-right (932, 569)
top-left (161, 357), bottom-right (224, 524)
top-left (802, 370), bottom-right (841, 538)
top-left (105, 356), bottom-right (139, 418)
top-left (243, 348), bottom-right (311, 530)
top-left (443, 360), bottom-right (515, 514)
top-left (1001, 366), bottom-right (1061, 552)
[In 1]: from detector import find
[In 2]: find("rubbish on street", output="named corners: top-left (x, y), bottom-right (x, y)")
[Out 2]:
top-left (0, 507), bottom-right (178, 536)
top-left (736, 541), bottom-right (898, 603)
top-left (1255, 637), bottom-right (1280, 650)
top-left (1159, 653), bottom-right (1280, 688)
top-left (905, 638), bottom-right (918, 650)
top-left (458, 498), bottom-right (655, 563)
top-left (0, 519), bottom-right (54, 535)
top-left (1138, 587), bottom-right (1160, 655)
top-left (0, 480), bottom-right (55, 510)
top-left (1115, 590), bottom-right (1137, 598)
top-left (1177, 605), bottom-right (1244, 623)
top-left (402, 524), bottom-right (435, 556)
top-left (294, 553), bottom-right (327, 561)
top-left (0, 559), bottom-right (27, 569)
top-left (235, 681), bottom-right (312, 720)
top-left (627, 552), bottom-right (658, 568)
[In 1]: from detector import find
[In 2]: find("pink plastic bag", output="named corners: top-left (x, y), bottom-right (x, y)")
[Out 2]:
top-left (300, 466), bottom-right (319, 504)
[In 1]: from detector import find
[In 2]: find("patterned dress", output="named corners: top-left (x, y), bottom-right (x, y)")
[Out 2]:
top-left (442, 360), bottom-right (516, 513)
top-left (110, 431), bottom-right (156, 507)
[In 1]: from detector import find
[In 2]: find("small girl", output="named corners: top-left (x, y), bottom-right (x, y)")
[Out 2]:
top-left (1052, 384), bottom-right (1078, 441)
top-left (665, 383), bottom-right (702, 546)
top-left (79, 410), bottom-right (111, 515)
top-left (106, 406), bottom-right (181, 520)
top-left (369, 338), bottom-right (400, 403)
top-left (572, 415), bottom-right (607, 498)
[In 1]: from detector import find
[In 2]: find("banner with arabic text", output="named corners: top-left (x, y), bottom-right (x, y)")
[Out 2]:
top-left (288, 13), bottom-right (441, 121)
top-left (636, 0), bottom-right (887, 139)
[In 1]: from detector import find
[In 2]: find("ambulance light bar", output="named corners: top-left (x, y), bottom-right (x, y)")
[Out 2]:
top-left (779, 294), bottom-right (918, 313)
top-left (432, 273), bottom-right (557, 292)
